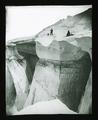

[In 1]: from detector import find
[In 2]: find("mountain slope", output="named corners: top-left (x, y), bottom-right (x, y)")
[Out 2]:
top-left (35, 8), bottom-right (92, 57)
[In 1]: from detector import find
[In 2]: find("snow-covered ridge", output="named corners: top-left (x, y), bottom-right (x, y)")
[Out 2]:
top-left (35, 8), bottom-right (92, 47)
top-left (7, 8), bottom-right (92, 51)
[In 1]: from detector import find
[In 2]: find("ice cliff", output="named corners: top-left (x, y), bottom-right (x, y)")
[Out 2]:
top-left (6, 8), bottom-right (92, 114)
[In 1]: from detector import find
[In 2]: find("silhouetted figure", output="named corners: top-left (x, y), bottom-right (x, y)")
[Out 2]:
top-left (66, 30), bottom-right (71, 37)
top-left (66, 30), bottom-right (74, 37)
top-left (50, 29), bottom-right (53, 35)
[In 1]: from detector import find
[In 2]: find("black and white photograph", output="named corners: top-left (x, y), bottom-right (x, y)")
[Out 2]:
top-left (5, 5), bottom-right (92, 115)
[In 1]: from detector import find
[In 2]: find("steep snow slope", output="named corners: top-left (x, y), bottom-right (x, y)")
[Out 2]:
top-left (35, 8), bottom-right (92, 48)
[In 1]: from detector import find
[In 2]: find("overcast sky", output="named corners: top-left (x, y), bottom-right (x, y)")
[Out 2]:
top-left (6, 5), bottom-right (92, 42)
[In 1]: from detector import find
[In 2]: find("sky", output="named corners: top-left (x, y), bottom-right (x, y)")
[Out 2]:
top-left (6, 5), bottom-right (92, 42)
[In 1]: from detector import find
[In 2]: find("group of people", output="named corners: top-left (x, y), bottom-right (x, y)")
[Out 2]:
top-left (47, 28), bottom-right (73, 37)
top-left (47, 28), bottom-right (53, 36)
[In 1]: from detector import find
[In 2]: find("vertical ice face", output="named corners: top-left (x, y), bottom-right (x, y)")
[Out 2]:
top-left (23, 8), bottom-right (92, 113)
top-left (6, 7), bottom-right (92, 114)
top-left (36, 40), bottom-right (83, 61)
top-left (25, 38), bottom-right (91, 112)
top-left (6, 45), bottom-right (30, 111)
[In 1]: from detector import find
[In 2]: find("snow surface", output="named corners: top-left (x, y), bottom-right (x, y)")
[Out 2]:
top-left (14, 99), bottom-right (77, 115)
top-left (35, 8), bottom-right (92, 47)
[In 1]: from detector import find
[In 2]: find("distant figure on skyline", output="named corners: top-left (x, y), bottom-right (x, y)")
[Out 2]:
top-left (66, 30), bottom-right (74, 37)
top-left (66, 30), bottom-right (71, 37)
top-left (50, 28), bottom-right (53, 35)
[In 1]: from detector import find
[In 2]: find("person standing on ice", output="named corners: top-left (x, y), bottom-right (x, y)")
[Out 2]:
top-left (66, 30), bottom-right (71, 37)
top-left (66, 30), bottom-right (74, 37)
top-left (50, 28), bottom-right (53, 35)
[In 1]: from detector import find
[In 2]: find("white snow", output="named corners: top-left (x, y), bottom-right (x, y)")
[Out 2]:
top-left (6, 5), bottom-right (92, 42)
top-left (14, 99), bottom-right (77, 115)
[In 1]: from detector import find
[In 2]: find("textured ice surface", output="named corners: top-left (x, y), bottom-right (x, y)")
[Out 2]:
top-left (15, 99), bottom-right (77, 114)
